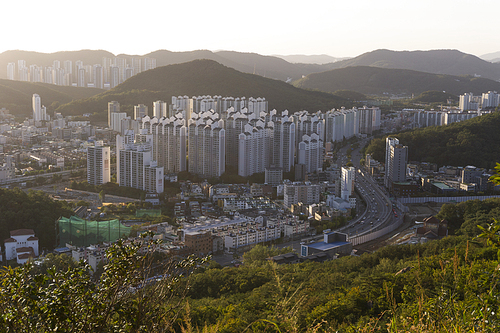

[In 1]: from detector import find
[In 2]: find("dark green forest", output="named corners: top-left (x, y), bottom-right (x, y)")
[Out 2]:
top-left (0, 188), bottom-right (73, 249)
top-left (365, 111), bottom-right (500, 169)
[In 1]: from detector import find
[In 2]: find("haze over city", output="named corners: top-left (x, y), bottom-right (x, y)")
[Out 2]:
top-left (3, 0), bottom-right (500, 58)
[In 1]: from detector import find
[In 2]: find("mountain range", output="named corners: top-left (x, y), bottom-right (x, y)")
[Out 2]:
top-left (2, 48), bottom-right (500, 83)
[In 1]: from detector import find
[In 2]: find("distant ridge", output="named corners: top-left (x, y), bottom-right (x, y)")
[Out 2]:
top-left (293, 66), bottom-right (500, 96)
top-left (55, 59), bottom-right (350, 119)
top-left (480, 51), bottom-right (500, 62)
top-left (273, 54), bottom-right (347, 64)
top-left (327, 49), bottom-right (500, 81)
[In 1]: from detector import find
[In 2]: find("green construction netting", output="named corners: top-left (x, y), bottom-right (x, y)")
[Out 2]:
top-left (58, 216), bottom-right (132, 247)
top-left (136, 209), bottom-right (162, 218)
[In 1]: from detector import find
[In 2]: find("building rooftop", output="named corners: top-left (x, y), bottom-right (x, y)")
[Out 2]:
top-left (307, 241), bottom-right (351, 251)
top-left (10, 229), bottom-right (35, 236)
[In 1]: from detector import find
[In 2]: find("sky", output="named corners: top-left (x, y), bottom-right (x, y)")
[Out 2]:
top-left (2, 0), bottom-right (499, 59)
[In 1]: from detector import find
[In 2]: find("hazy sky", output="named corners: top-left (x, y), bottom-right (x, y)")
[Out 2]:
top-left (3, 0), bottom-right (499, 58)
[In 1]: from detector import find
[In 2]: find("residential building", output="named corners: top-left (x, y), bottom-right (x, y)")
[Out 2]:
top-left (134, 104), bottom-right (148, 119)
top-left (297, 133), bottom-right (323, 173)
top-left (283, 181), bottom-right (321, 208)
top-left (87, 141), bottom-right (111, 185)
top-left (188, 111), bottom-right (225, 178)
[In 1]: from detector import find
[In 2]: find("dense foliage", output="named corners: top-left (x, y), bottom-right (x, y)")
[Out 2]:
top-left (0, 79), bottom-right (102, 117)
top-left (293, 65), bottom-right (500, 96)
top-left (365, 111), bottom-right (500, 168)
top-left (0, 188), bottom-right (73, 249)
top-left (70, 180), bottom-right (146, 200)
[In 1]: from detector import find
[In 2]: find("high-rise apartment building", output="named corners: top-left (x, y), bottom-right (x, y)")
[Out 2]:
top-left (340, 166), bottom-right (355, 200)
top-left (134, 104), bottom-right (148, 119)
top-left (188, 111), bottom-right (225, 178)
top-left (7, 63), bottom-right (15, 80)
top-left (93, 65), bottom-right (104, 89)
top-left (385, 138), bottom-right (408, 189)
top-left (87, 141), bottom-right (111, 185)
top-left (153, 100), bottom-right (167, 118)
top-left (109, 66), bottom-right (120, 88)
top-left (297, 133), bottom-right (323, 174)
top-left (32, 94), bottom-right (45, 121)
top-left (116, 133), bottom-right (164, 193)
top-left (384, 137), bottom-right (399, 188)
top-left (238, 121), bottom-right (271, 177)
top-left (143, 115), bottom-right (187, 174)
top-left (271, 112), bottom-right (295, 172)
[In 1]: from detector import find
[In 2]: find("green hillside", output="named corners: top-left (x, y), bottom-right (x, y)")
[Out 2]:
top-left (55, 59), bottom-right (351, 119)
top-left (365, 111), bottom-right (500, 169)
top-left (293, 66), bottom-right (500, 96)
top-left (328, 49), bottom-right (500, 81)
top-left (0, 79), bottom-right (103, 117)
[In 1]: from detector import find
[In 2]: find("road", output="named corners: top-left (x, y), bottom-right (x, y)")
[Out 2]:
top-left (335, 138), bottom-right (398, 238)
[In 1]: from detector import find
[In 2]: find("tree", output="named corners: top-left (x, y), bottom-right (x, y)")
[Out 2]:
top-left (99, 190), bottom-right (105, 202)
top-left (242, 244), bottom-right (293, 267)
top-left (0, 232), bottom-right (208, 332)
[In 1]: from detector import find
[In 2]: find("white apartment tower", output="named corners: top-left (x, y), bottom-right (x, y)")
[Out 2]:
top-left (188, 112), bottom-right (225, 178)
top-left (108, 101), bottom-right (120, 128)
top-left (118, 143), bottom-right (152, 190)
top-left (385, 139), bottom-right (408, 189)
top-left (32, 94), bottom-right (42, 121)
top-left (384, 137), bottom-right (399, 188)
top-left (87, 141), bottom-right (111, 185)
top-left (7, 63), bottom-right (15, 80)
top-left (271, 113), bottom-right (295, 172)
top-left (297, 133), bottom-right (323, 173)
top-left (238, 121), bottom-right (271, 177)
top-left (153, 101), bottom-right (167, 118)
top-left (341, 166), bottom-right (355, 200)
top-left (145, 115), bottom-right (187, 174)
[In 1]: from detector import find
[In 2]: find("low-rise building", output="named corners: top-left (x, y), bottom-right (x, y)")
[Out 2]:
top-left (4, 229), bottom-right (39, 264)
top-left (300, 231), bottom-right (352, 258)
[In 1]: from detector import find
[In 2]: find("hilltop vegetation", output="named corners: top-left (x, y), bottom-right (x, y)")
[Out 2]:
top-left (293, 66), bottom-right (500, 96)
top-left (55, 59), bottom-right (352, 120)
top-left (365, 111), bottom-right (500, 169)
top-left (0, 188), bottom-right (74, 249)
top-left (0, 79), bottom-right (103, 118)
top-left (2, 196), bottom-right (500, 331)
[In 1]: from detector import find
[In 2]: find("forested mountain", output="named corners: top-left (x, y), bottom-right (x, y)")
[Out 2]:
top-left (293, 66), bottom-right (500, 96)
top-left (0, 79), bottom-right (103, 117)
top-left (55, 59), bottom-right (350, 120)
top-left (364, 111), bottom-right (500, 169)
top-left (327, 49), bottom-right (500, 81)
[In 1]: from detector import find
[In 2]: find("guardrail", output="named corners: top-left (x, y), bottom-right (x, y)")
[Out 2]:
top-left (397, 195), bottom-right (500, 205)
top-left (349, 216), bottom-right (404, 246)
